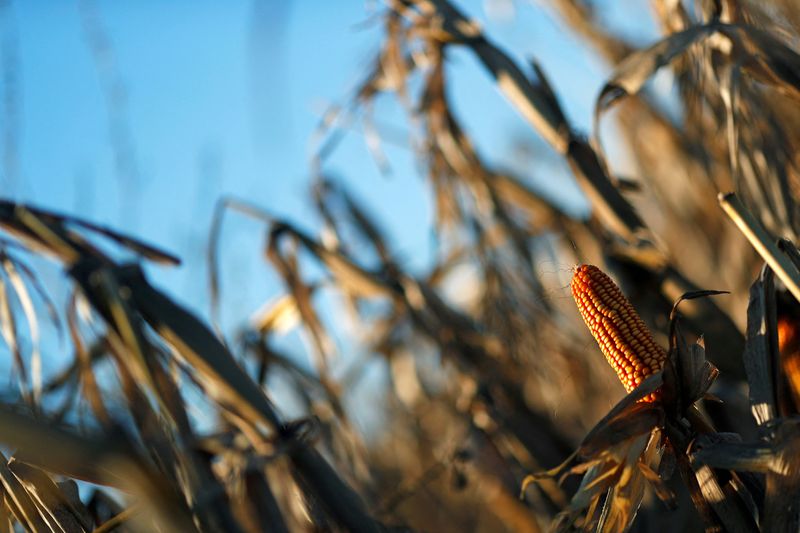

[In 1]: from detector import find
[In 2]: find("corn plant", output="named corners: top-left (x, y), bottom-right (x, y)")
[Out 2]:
top-left (0, 0), bottom-right (797, 531)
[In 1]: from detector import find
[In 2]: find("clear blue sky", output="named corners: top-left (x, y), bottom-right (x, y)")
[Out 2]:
top-left (3, 1), bottom-right (660, 405)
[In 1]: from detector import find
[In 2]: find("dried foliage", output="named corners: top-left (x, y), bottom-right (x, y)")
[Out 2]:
top-left (0, 0), bottom-right (799, 531)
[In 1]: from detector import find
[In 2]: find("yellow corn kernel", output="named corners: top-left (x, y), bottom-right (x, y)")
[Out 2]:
top-left (571, 264), bottom-right (666, 401)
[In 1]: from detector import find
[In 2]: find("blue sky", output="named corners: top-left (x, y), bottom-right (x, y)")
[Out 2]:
top-left (2, 0), bottom-right (662, 404)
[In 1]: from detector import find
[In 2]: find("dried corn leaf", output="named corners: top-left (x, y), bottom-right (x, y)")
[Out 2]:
top-left (251, 294), bottom-right (304, 336)
top-left (720, 192), bottom-right (800, 303)
top-left (595, 25), bottom-right (715, 120)
top-left (743, 266), bottom-right (779, 425)
top-left (0, 407), bottom-right (196, 531)
top-left (8, 458), bottom-right (92, 532)
top-left (719, 24), bottom-right (800, 101)
top-left (0, 200), bottom-right (179, 266)
top-left (399, 0), bottom-right (570, 151)
top-left (0, 453), bottom-right (49, 532)
top-left (114, 267), bottom-right (380, 531)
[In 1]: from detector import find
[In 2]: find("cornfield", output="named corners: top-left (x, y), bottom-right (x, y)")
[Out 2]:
top-left (2, 0), bottom-right (800, 531)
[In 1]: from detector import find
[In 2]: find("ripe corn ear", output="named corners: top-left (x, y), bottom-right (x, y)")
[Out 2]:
top-left (571, 264), bottom-right (666, 401)
top-left (778, 314), bottom-right (800, 408)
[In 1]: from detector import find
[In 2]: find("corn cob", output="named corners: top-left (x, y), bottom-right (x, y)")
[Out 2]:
top-left (571, 264), bottom-right (666, 401)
